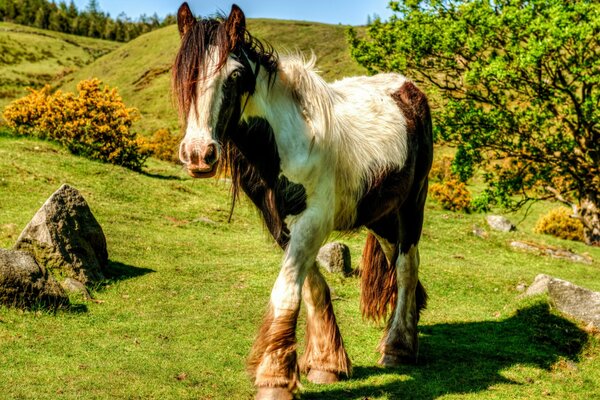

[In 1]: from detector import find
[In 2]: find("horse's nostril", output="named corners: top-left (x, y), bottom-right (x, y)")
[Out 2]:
top-left (204, 143), bottom-right (218, 165)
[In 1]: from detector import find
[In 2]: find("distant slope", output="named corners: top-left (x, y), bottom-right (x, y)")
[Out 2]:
top-left (0, 23), bottom-right (120, 110)
top-left (60, 20), bottom-right (367, 135)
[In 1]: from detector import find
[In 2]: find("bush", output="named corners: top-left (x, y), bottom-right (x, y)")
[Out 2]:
top-left (2, 79), bottom-right (148, 171)
top-left (535, 207), bottom-right (585, 242)
top-left (139, 128), bottom-right (181, 163)
top-left (430, 179), bottom-right (472, 212)
top-left (429, 155), bottom-right (454, 182)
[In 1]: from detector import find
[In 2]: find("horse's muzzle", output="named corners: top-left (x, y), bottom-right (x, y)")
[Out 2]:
top-left (179, 140), bottom-right (219, 178)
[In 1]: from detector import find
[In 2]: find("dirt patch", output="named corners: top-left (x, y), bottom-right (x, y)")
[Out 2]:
top-left (133, 65), bottom-right (171, 91)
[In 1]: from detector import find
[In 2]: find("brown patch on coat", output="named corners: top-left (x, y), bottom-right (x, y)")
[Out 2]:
top-left (247, 305), bottom-right (300, 391)
top-left (300, 267), bottom-right (352, 377)
top-left (359, 80), bottom-right (432, 323)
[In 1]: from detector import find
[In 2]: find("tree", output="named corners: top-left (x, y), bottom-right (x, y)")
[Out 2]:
top-left (349, 0), bottom-right (600, 245)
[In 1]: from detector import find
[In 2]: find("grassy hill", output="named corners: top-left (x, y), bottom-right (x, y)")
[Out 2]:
top-left (0, 22), bottom-right (120, 110)
top-left (60, 20), bottom-right (367, 135)
top-left (1, 131), bottom-right (599, 399)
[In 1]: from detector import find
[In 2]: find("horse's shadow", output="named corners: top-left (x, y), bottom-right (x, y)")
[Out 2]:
top-left (304, 303), bottom-right (588, 399)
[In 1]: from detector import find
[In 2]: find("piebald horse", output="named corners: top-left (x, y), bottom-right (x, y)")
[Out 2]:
top-left (173, 3), bottom-right (433, 399)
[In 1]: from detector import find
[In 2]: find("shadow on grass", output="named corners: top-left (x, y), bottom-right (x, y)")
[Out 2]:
top-left (104, 260), bottom-right (155, 281)
top-left (304, 303), bottom-right (588, 399)
top-left (58, 261), bottom-right (154, 313)
top-left (93, 260), bottom-right (155, 291)
top-left (140, 170), bottom-right (183, 180)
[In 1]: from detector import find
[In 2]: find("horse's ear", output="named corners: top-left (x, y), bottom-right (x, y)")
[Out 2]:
top-left (177, 2), bottom-right (195, 37)
top-left (226, 4), bottom-right (246, 48)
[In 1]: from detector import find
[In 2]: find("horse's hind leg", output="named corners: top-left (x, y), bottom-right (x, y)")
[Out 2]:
top-left (378, 244), bottom-right (423, 366)
top-left (378, 193), bottom-right (428, 366)
top-left (300, 263), bottom-right (351, 383)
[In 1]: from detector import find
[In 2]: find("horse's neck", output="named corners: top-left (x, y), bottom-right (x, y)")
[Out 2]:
top-left (243, 60), bottom-right (334, 182)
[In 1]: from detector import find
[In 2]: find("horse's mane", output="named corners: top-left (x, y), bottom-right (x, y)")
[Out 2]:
top-left (279, 54), bottom-right (337, 143)
top-left (171, 14), bottom-right (278, 124)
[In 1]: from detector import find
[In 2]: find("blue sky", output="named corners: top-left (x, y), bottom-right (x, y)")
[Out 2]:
top-left (70, 0), bottom-right (395, 25)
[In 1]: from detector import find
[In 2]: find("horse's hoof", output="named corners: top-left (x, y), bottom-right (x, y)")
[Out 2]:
top-left (255, 387), bottom-right (294, 400)
top-left (378, 353), bottom-right (416, 367)
top-left (306, 369), bottom-right (340, 384)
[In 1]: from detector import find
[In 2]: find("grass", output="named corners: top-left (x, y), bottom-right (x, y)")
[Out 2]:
top-left (0, 23), bottom-right (120, 111)
top-left (59, 21), bottom-right (366, 136)
top-left (1, 130), bottom-right (599, 399)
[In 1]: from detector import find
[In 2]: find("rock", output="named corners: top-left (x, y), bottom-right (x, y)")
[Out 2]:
top-left (472, 225), bottom-right (488, 239)
top-left (316, 242), bottom-right (352, 275)
top-left (0, 248), bottom-right (69, 309)
top-left (486, 215), bottom-right (516, 232)
top-left (548, 278), bottom-right (600, 328)
top-left (14, 184), bottom-right (108, 284)
top-left (61, 278), bottom-right (92, 300)
top-left (193, 216), bottom-right (217, 225)
top-left (516, 282), bottom-right (527, 292)
top-left (525, 273), bottom-right (553, 296)
top-left (510, 241), bottom-right (593, 265)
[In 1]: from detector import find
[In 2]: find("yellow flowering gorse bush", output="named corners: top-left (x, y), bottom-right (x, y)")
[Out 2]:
top-left (535, 207), bottom-right (585, 242)
top-left (3, 79), bottom-right (148, 171)
top-left (138, 128), bottom-right (181, 164)
top-left (430, 178), bottom-right (472, 212)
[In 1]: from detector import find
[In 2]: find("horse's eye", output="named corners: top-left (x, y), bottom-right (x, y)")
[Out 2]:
top-left (231, 70), bottom-right (241, 79)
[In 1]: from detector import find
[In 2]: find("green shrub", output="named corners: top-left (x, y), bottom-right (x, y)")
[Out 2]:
top-left (430, 178), bottom-right (472, 212)
top-left (535, 207), bottom-right (585, 242)
top-left (3, 79), bottom-right (148, 171)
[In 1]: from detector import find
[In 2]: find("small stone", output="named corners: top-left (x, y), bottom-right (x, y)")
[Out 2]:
top-left (61, 278), bottom-right (91, 300)
top-left (316, 242), bottom-right (352, 275)
top-left (193, 216), bottom-right (217, 225)
top-left (472, 225), bottom-right (488, 239)
top-left (486, 215), bottom-right (516, 232)
top-left (516, 283), bottom-right (527, 292)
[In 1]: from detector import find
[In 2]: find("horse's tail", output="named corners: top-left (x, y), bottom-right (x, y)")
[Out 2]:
top-left (360, 232), bottom-right (427, 322)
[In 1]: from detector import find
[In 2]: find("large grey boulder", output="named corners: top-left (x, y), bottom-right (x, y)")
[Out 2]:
top-left (548, 278), bottom-right (600, 328)
top-left (523, 274), bottom-right (600, 328)
top-left (14, 184), bottom-right (108, 285)
top-left (0, 249), bottom-right (68, 309)
top-left (486, 215), bottom-right (516, 232)
top-left (316, 242), bottom-right (352, 275)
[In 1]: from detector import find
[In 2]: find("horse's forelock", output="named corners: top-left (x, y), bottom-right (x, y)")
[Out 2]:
top-left (173, 14), bottom-right (279, 125)
top-left (172, 18), bottom-right (232, 124)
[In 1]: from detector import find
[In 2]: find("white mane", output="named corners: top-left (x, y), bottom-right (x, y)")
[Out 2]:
top-left (278, 54), bottom-right (338, 143)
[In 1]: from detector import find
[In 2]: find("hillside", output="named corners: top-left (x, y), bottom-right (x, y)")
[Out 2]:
top-left (1, 131), bottom-right (599, 399)
top-left (60, 20), bottom-right (367, 135)
top-left (0, 22), bottom-right (120, 110)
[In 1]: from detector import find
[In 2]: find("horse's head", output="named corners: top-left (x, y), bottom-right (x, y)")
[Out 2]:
top-left (173, 2), bottom-right (273, 178)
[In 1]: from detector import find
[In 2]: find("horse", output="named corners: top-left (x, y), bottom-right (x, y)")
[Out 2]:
top-left (172, 3), bottom-right (433, 399)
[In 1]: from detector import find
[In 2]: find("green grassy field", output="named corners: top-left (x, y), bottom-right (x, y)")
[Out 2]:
top-left (0, 23), bottom-right (120, 111)
top-left (59, 20), bottom-right (366, 135)
top-left (1, 130), bottom-right (599, 399)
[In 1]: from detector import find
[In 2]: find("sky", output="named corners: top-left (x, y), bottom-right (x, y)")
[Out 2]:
top-left (69, 0), bottom-right (395, 25)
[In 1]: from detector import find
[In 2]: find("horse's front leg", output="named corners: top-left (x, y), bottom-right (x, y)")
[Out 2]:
top-left (248, 206), bottom-right (332, 399)
top-left (300, 263), bottom-right (351, 383)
